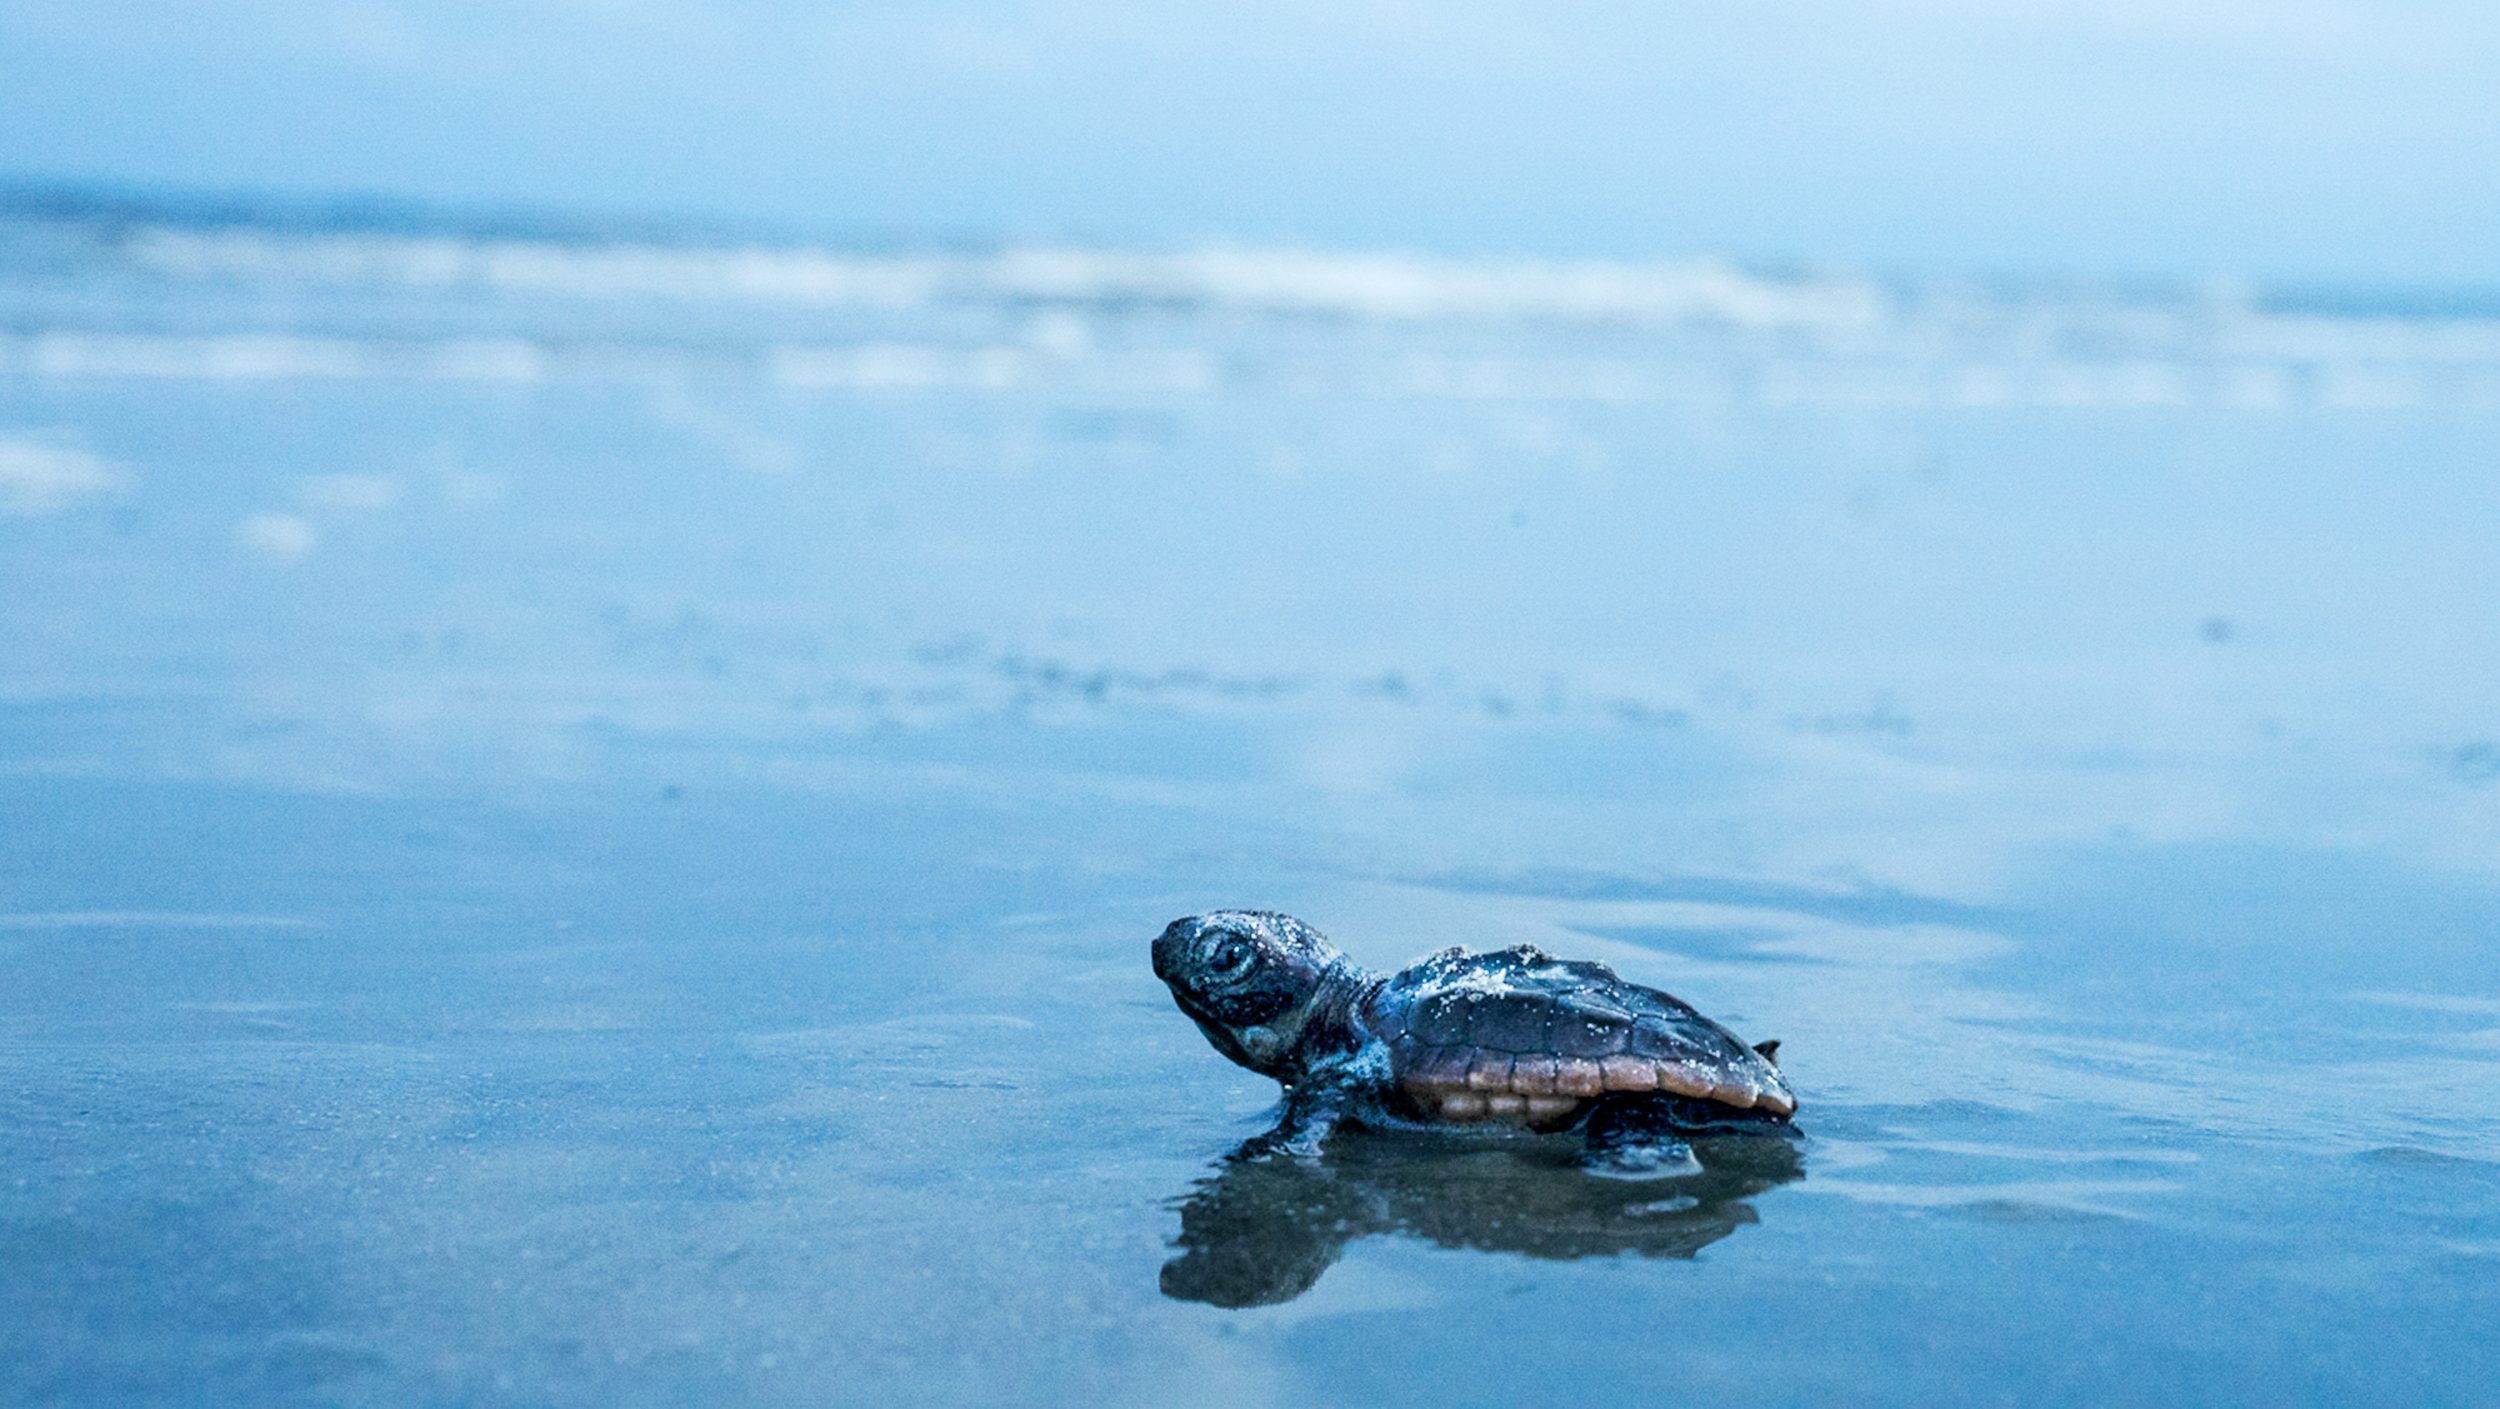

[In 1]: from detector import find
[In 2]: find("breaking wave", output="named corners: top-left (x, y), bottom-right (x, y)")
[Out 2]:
top-left (5, 192), bottom-right (2499, 409)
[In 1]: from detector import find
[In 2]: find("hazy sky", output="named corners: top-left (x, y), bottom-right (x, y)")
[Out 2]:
top-left (5, 0), bottom-right (2497, 283)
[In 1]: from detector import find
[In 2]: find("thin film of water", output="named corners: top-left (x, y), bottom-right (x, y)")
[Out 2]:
top-left (3, 204), bottom-right (2498, 1406)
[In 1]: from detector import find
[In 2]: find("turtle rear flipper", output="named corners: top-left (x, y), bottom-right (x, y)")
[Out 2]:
top-left (1578, 1092), bottom-right (1800, 1179)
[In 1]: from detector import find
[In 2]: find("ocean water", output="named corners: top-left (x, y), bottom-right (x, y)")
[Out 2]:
top-left (3, 199), bottom-right (2497, 1406)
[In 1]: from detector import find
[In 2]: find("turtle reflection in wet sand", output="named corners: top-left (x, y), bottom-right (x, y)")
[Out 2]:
top-left (1162, 1133), bottom-right (1805, 1307)
top-left (1153, 911), bottom-right (1800, 1175)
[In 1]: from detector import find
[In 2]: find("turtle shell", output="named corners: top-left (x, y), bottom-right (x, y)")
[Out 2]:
top-left (1363, 944), bottom-right (1796, 1125)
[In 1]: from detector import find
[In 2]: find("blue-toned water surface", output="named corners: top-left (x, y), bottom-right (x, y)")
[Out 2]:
top-left (3, 204), bottom-right (2497, 1406)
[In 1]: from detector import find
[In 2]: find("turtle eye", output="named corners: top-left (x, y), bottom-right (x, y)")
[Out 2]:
top-left (1208, 938), bottom-right (1257, 980)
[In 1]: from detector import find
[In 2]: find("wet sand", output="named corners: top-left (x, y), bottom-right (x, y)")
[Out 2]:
top-left (4, 208), bottom-right (2498, 1405)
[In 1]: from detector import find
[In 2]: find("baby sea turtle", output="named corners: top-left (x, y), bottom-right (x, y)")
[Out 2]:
top-left (1154, 910), bottom-right (1797, 1174)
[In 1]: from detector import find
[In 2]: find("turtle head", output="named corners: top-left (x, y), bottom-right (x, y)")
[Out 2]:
top-left (1154, 911), bottom-right (1353, 1081)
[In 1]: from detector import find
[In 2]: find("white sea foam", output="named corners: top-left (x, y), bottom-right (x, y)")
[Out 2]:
top-left (0, 436), bottom-right (122, 514)
top-left (8, 211), bottom-right (2500, 409)
top-left (236, 511), bottom-right (318, 558)
top-left (10, 327), bottom-right (2493, 411)
top-left (112, 223), bottom-right (1890, 328)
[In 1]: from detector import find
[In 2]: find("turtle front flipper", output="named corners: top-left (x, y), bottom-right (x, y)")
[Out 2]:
top-left (1227, 1081), bottom-right (1353, 1162)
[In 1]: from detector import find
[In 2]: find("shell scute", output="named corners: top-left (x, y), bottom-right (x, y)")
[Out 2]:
top-left (1509, 1054), bottom-right (1560, 1095)
top-left (1553, 1013), bottom-right (1626, 1060)
top-left (1408, 991), bottom-right (1471, 1046)
top-left (1413, 1045), bottom-right (1473, 1090)
top-left (1598, 1055), bottom-right (1658, 1090)
top-left (1553, 1058), bottom-right (1605, 1097)
top-left (1554, 989), bottom-right (1633, 1024)
top-left (1464, 1051), bottom-right (1516, 1090)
